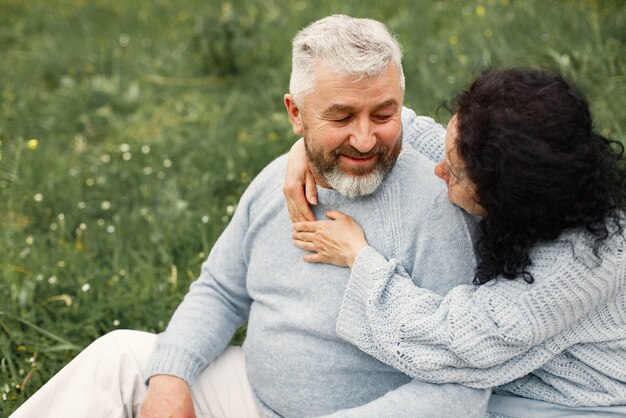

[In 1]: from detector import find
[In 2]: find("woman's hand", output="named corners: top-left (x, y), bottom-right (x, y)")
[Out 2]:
top-left (292, 210), bottom-right (368, 268)
top-left (284, 138), bottom-right (318, 222)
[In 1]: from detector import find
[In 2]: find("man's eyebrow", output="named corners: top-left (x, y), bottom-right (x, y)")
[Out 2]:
top-left (322, 104), bottom-right (356, 115)
top-left (371, 99), bottom-right (399, 112)
top-left (322, 99), bottom-right (399, 115)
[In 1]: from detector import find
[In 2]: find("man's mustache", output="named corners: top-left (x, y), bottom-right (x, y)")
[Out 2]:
top-left (331, 143), bottom-right (388, 159)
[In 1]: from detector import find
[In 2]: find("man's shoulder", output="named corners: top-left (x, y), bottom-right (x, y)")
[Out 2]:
top-left (401, 107), bottom-right (446, 163)
top-left (237, 153), bottom-right (288, 217)
top-left (385, 148), bottom-right (476, 230)
top-left (391, 148), bottom-right (444, 194)
top-left (251, 153), bottom-right (288, 186)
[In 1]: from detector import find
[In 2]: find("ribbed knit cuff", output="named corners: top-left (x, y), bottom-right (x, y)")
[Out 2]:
top-left (336, 246), bottom-right (394, 347)
top-left (146, 341), bottom-right (208, 385)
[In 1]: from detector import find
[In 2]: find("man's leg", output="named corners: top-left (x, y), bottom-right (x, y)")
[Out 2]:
top-left (190, 345), bottom-right (263, 418)
top-left (10, 329), bottom-right (155, 418)
top-left (11, 329), bottom-right (262, 418)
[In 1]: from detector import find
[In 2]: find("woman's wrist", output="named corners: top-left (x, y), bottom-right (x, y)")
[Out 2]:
top-left (347, 245), bottom-right (368, 268)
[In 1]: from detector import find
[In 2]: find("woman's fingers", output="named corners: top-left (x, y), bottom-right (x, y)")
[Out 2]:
top-left (291, 230), bottom-right (316, 242)
top-left (284, 184), bottom-right (315, 223)
top-left (302, 253), bottom-right (325, 263)
top-left (304, 168), bottom-right (318, 205)
top-left (292, 221), bottom-right (318, 233)
top-left (293, 239), bottom-right (316, 252)
top-left (324, 210), bottom-right (350, 221)
top-left (283, 137), bottom-right (317, 222)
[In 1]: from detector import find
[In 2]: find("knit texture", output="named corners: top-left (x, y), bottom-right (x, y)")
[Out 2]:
top-left (336, 172), bottom-right (626, 406)
top-left (147, 137), bottom-right (490, 416)
top-left (401, 107), bottom-right (446, 162)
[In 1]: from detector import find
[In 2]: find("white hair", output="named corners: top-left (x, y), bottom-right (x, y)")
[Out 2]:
top-left (323, 166), bottom-right (386, 198)
top-left (289, 14), bottom-right (405, 108)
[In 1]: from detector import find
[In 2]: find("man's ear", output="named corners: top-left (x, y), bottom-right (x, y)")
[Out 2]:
top-left (284, 94), bottom-right (304, 135)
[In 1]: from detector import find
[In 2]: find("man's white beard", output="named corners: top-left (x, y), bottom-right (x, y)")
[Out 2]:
top-left (322, 166), bottom-right (385, 198)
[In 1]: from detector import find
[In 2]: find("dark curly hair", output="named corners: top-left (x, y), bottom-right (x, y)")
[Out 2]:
top-left (452, 69), bottom-right (626, 284)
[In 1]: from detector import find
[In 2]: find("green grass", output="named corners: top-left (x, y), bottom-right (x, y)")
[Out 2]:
top-left (1, 0), bottom-right (624, 414)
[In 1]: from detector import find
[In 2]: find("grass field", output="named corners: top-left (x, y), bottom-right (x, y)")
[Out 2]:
top-left (1, 0), bottom-right (624, 414)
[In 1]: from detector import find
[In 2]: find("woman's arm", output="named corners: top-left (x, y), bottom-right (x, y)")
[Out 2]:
top-left (283, 138), bottom-right (317, 222)
top-left (400, 107), bottom-right (446, 162)
top-left (294, 213), bottom-right (622, 387)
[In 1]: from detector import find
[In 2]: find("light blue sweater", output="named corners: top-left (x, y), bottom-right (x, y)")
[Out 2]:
top-left (147, 117), bottom-right (490, 417)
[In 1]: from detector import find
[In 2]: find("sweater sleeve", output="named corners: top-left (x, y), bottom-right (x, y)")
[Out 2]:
top-left (401, 107), bottom-right (446, 163)
top-left (146, 178), bottom-right (259, 384)
top-left (336, 237), bottom-right (622, 388)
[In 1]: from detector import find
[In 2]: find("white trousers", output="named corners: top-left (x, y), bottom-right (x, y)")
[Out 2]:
top-left (10, 330), bottom-right (262, 418)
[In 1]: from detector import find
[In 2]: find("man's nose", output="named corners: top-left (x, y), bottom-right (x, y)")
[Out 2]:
top-left (349, 121), bottom-right (376, 153)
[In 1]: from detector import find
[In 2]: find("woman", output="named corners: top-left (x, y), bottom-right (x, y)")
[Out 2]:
top-left (285, 69), bottom-right (626, 415)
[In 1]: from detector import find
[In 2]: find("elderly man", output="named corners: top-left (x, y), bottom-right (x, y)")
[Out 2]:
top-left (11, 15), bottom-right (488, 418)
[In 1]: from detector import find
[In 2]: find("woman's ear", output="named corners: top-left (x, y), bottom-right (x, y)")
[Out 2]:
top-left (284, 94), bottom-right (304, 135)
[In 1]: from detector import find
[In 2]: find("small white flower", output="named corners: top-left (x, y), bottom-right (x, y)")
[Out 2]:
top-left (81, 283), bottom-right (91, 292)
top-left (113, 319), bottom-right (120, 326)
top-left (48, 276), bottom-right (58, 284)
top-left (163, 159), bottom-right (172, 168)
top-left (77, 201), bottom-right (86, 209)
top-left (118, 34), bottom-right (130, 47)
top-left (101, 201), bottom-right (111, 210)
top-left (201, 215), bottom-right (210, 224)
top-left (141, 145), bottom-right (150, 154)
top-left (119, 143), bottom-right (130, 152)
top-left (25, 236), bottom-right (34, 245)
top-left (33, 193), bottom-right (43, 202)
top-left (107, 225), bottom-right (116, 233)
top-left (122, 152), bottom-right (132, 161)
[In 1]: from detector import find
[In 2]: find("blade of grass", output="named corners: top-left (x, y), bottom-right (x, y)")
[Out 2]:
top-left (0, 312), bottom-right (80, 351)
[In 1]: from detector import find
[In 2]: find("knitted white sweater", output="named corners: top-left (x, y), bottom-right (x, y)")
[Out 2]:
top-left (336, 108), bottom-right (626, 407)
